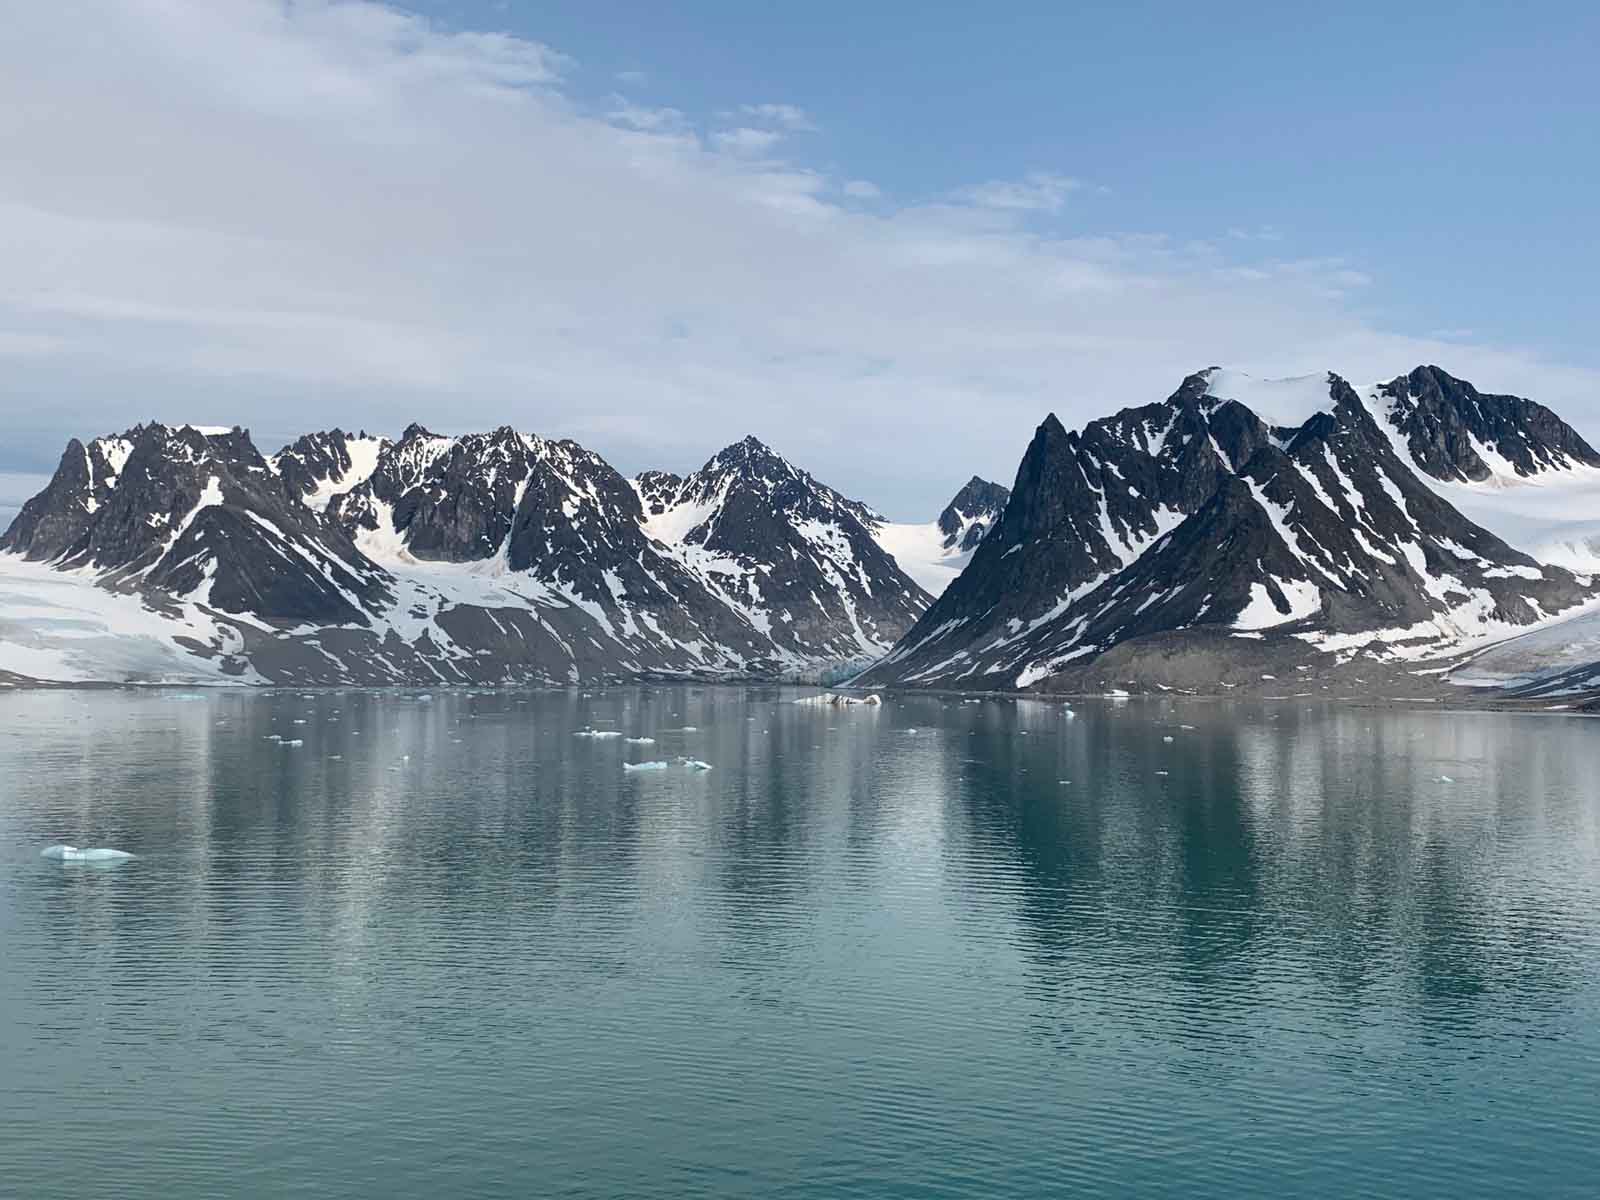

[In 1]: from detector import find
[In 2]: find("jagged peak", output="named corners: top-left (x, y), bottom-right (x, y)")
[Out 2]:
top-left (707, 433), bottom-right (789, 472)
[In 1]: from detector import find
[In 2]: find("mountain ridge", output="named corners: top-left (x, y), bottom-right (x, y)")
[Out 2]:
top-left (857, 366), bottom-right (1600, 697)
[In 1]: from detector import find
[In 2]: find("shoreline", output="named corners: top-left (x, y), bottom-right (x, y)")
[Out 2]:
top-left (4, 671), bottom-right (1595, 717)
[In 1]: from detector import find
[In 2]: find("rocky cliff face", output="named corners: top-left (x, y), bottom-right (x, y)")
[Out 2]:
top-left (1373, 366), bottom-right (1600, 483)
top-left (859, 368), bottom-right (1600, 691)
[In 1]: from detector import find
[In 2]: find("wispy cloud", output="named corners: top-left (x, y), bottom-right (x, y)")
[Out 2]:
top-left (738, 103), bottom-right (817, 131)
top-left (711, 127), bottom-right (784, 155)
top-left (960, 171), bottom-right (1081, 214)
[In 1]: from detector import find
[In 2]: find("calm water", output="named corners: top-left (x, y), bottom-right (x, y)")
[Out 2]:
top-left (2, 687), bottom-right (1598, 1198)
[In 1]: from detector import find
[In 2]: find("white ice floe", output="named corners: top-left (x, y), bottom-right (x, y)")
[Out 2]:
top-left (574, 729), bottom-right (623, 739)
top-left (793, 692), bottom-right (882, 707)
top-left (624, 760), bottom-right (670, 771)
top-left (624, 736), bottom-right (656, 745)
top-left (41, 844), bottom-right (132, 863)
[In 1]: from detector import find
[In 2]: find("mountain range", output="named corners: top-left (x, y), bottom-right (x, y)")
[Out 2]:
top-left (0, 421), bottom-right (955, 686)
top-left (3, 364), bottom-right (1598, 701)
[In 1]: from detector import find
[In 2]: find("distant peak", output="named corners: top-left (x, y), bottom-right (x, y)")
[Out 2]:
top-left (400, 422), bottom-right (441, 442)
top-left (710, 434), bottom-right (789, 475)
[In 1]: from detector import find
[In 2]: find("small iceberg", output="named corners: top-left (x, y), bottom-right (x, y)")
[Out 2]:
top-left (681, 758), bottom-right (713, 772)
top-left (575, 729), bottom-right (623, 740)
top-left (42, 844), bottom-right (132, 863)
top-left (794, 693), bottom-right (881, 708)
top-left (624, 737), bottom-right (656, 745)
top-left (624, 760), bottom-right (670, 772)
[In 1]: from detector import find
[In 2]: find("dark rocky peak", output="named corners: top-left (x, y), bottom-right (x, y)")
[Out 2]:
top-left (678, 436), bottom-right (880, 533)
top-left (937, 476), bottom-right (1010, 551)
top-left (696, 434), bottom-right (800, 493)
top-left (1373, 366), bottom-right (1600, 482)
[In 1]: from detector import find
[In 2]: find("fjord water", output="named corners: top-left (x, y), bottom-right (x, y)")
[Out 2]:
top-left (2, 689), bottom-right (1598, 1198)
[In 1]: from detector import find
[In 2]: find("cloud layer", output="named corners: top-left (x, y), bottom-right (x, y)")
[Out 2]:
top-left (1, 0), bottom-right (1594, 517)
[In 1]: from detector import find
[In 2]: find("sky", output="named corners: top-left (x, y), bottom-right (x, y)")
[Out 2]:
top-left (1, 1), bottom-right (1597, 522)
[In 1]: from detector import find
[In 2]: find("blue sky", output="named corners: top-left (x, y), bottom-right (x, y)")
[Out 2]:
top-left (0, 0), bottom-right (1596, 520)
top-left (430, 0), bottom-right (1600, 356)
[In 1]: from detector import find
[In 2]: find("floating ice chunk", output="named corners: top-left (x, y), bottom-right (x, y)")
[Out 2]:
top-left (1155, 770), bottom-right (1169, 776)
top-left (1162, 735), bottom-right (1174, 743)
top-left (292, 719), bottom-right (307, 725)
top-left (794, 693), bottom-right (881, 708)
top-left (624, 737), bottom-right (656, 745)
top-left (42, 844), bottom-right (132, 863)
top-left (681, 758), bottom-right (713, 771)
top-left (681, 725), bottom-right (700, 732)
top-left (624, 760), bottom-right (670, 772)
top-left (1438, 775), bottom-right (1454, 783)
top-left (284, 739), bottom-right (304, 747)
top-left (575, 729), bottom-right (623, 739)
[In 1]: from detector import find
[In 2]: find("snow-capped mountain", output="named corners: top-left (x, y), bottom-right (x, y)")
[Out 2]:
top-left (0, 426), bottom-right (925, 686)
top-left (633, 436), bottom-right (930, 664)
top-left (869, 476), bottom-right (1009, 596)
top-left (859, 367), bottom-right (1600, 692)
top-left (2, 422), bottom-right (387, 630)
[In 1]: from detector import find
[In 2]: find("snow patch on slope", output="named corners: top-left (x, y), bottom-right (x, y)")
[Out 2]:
top-left (1205, 370), bottom-right (1334, 428)
top-left (0, 553), bottom-right (259, 684)
top-left (869, 521), bottom-right (972, 596)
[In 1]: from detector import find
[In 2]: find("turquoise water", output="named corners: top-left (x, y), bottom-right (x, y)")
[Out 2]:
top-left (2, 687), bottom-right (1598, 1197)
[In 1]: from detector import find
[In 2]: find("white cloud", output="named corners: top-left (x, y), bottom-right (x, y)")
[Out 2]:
top-left (710, 127), bottom-right (784, 155)
top-left (738, 103), bottom-right (817, 131)
top-left (608, 99), bottom-right (688, 133)
top-left (843, 180), bottom-right (882, 199)
top-left (0, 0), bottom-right (1594, 520)
top-left (960, 171), bottom-right (1081, 214)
